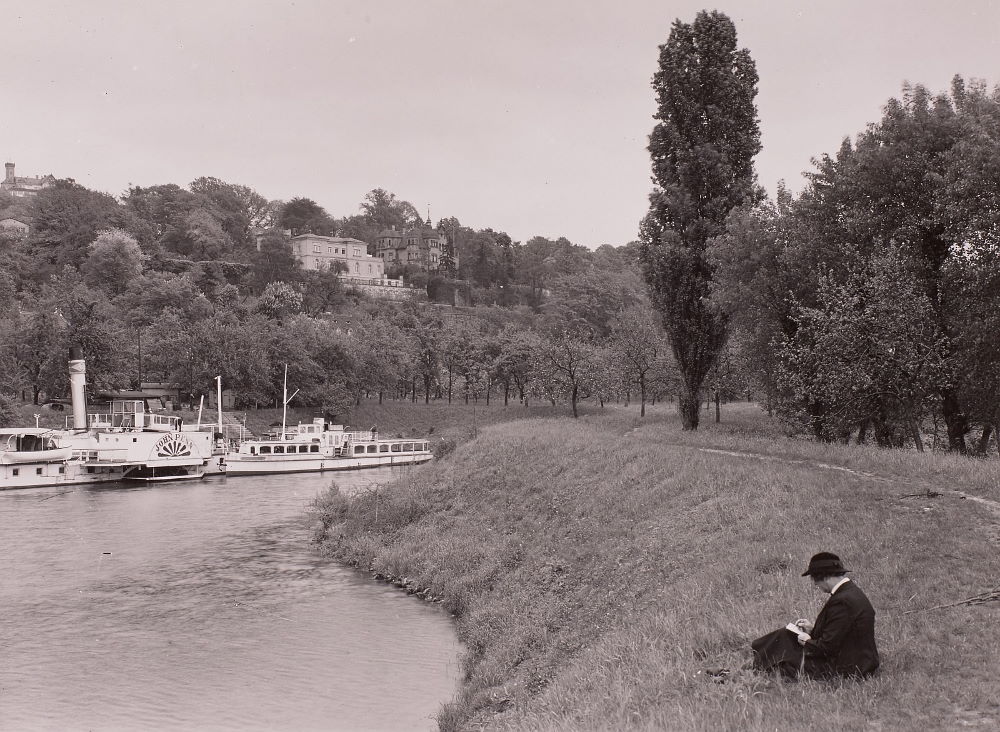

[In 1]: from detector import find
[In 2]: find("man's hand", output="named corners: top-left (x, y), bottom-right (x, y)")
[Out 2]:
top-left (796, 632), bottom-right (811, 646)
top-left (795, 619), bottom-right (814, 633)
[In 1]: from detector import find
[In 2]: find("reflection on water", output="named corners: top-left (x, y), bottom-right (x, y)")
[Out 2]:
top-left (0, 470), bottom-right (460, 731)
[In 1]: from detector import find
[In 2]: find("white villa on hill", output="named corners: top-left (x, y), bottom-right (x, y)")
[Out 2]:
top-left (288, 234), bottom-right (385, 279)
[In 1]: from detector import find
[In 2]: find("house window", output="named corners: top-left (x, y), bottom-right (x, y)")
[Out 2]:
top-left (313, 245), bottom-right (321, 253)
top-left (328, 247), bottom-right (333, 253)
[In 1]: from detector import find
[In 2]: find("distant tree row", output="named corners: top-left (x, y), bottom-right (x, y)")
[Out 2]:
top-left (0, 265), bottom-right (687, 422)
top-left (0, 170), bottom-right (695, 424)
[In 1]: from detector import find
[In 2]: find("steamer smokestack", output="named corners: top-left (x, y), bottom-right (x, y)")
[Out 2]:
top-left (68, 347), bottom-right (87, 429)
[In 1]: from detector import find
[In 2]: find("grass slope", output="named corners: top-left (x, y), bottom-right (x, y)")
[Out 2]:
top-left (321, 404), bottom-right (997, 729)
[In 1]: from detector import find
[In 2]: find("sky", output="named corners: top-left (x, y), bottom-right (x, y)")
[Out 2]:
top-left (2, 1), bottom-right (999, 248)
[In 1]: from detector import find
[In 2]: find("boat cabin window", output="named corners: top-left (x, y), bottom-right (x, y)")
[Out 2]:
top-left (12, 468), bottom-right (18, 476)
top-left (260, 446), bottom-right (272, 454)
top-left (367, 445), bottom-right (377, 453)
top-left (390, 443), bottom-right (401, 452)
top-left (298, 445), bottom-right (309, 453)
top-left (310, 445), bottom-right (319, 453)
top-left (402, 443), bottom-right (413, 452)
top-left (353, 445), bottom-right (365, 454)
top-left (274, 446), bottom-right (286, 454)
top-left (379, 444), bottom-right (389, 452)
top-left (250, 446), bottom-right (256, 455)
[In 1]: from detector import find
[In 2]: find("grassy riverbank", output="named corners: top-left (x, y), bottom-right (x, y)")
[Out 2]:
top-left (314, 403), bottom-right (1000, 731)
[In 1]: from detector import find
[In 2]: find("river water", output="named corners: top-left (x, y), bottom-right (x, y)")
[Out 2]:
top-left (0, 469), bottom-right (461, 731)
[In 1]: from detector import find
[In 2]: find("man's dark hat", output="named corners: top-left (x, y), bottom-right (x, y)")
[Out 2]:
top-left (802, 551), bottom-right (851, 576)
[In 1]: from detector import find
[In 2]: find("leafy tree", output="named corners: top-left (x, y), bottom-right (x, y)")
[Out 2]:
top-left (118, 272), bottom-right (214, 327)
top-left (29, 181), bottom-right (142, 279)
top-left (639, 10), bottom-right (761, 430)
top-left (544, 268), bottom-right (646, 338)
top-left (81, 228), bottom-right (146, 296)
top-left (38, 270), bottom-right (132, 394)
top-left (0, 317), bottom-right (29, 398)
top-left (360, 188), bottom-right (422, 229)
top-left (190, 176), bottom-right (273, 246)
top-left (709, 192), bottom-right (824, 417)
top-left (279, 197), bottom-right (336, 236)
top-left (785, 78), bottom-right (1000, 451)
top-left (182, 208), bottom-right (236, 261)
top-left (249, 228), bottom-right (300, 293)
top-left (609, 306), bottom-right (665, 417)
top-left (0, 392), bottom-right (17, 426)
top-left (255, 281), bottom-right (303, 320)
top-left (778, 250), bottom-right (950, 448)
top-left (0, 267), bottom-right (16, 316)
top-left (12, 309), bottom-right (64, 404)
top-left (352, 317), bottom-right (410, 403)
top-left (438, 322), bottom-right (471, 404)
top-left (494, 324), bottom-right (535, 405)
top-left (531, 323), bottom-right (599, 417)
top-left (300, 261), bottom-right (348, 315)
top-left (514, 236), bottom-right (589, 301)
top-left (412, 317), bottom-right (442, 404)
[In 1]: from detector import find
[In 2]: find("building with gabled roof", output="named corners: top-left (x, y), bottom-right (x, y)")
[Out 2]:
top-left (2, 162), bottom-right (55, 197)
top-left (375, 217), bottom-right (457, 272)
top-left (0, 217), bottom-right (30, 236)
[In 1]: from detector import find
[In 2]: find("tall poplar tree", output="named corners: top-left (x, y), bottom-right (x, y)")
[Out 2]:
top-left (639, 10), bottom-right (761, 429)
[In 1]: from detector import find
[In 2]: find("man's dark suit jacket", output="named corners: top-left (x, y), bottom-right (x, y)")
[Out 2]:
top-left (803, 580), bottom-right (880, 678)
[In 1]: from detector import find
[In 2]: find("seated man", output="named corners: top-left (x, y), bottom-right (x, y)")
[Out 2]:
top-left (752, 552), bottom-right (880, 679)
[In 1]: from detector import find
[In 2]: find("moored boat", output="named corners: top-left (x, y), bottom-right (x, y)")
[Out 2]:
top-left (0, 350), bottom-right (214, 491)
top-left (223, 420), bottom-right (433, 475)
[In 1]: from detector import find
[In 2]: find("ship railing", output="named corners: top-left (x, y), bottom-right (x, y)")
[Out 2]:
top-left (145, 413), bottom-right (181, 431)
top-left (345, 430), bottom-right (378, 442)
top-left (71, 447), bottom-right (129, 462)
top-left (83, 413), bottom-right (114, 429)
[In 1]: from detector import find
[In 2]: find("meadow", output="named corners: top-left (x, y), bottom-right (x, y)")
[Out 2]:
top-left (313, 401), bottom-right (1000, 731)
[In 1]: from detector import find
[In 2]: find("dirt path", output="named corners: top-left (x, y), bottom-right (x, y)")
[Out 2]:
top-left (693, 446), bottom-right (1000, 516)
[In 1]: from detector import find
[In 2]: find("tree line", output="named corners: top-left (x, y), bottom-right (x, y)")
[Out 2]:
top-left (0, 171), bottom-right (697, 422)
top-left (639, 10), bottom-right (1000, 454)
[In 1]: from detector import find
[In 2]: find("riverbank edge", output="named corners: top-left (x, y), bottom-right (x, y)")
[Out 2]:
top-left (312, 406), bottom-right (1000, 731)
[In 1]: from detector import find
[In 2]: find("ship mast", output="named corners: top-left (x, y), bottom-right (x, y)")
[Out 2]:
top-left (280, 365), bottom-right (299, 440)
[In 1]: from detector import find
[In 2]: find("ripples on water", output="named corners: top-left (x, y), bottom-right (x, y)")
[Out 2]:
top-left (0, 470), bottom-right (460, 731)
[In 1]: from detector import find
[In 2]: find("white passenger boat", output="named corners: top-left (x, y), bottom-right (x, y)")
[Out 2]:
top-left (0, 351), bottom-right (214, 490)
top-left (223, 419), bottom-right (433, 475)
